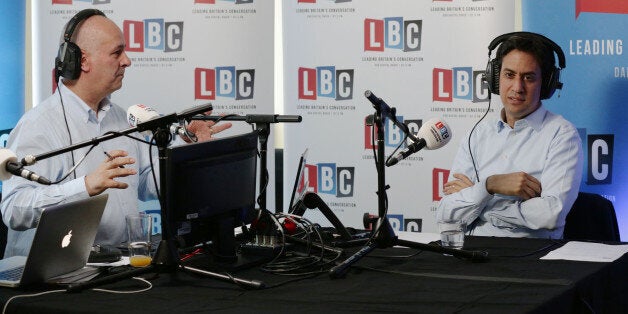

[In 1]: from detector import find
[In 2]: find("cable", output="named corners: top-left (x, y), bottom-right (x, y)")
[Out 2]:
top-left (370, 115), bottom-right (378, 166)
top-left (49, 144), bottom-right (97, 184)
top-left (46, 130), bottom-right (153, 185)
top-left (258, 213), bottom-right (343, 276)
top-left (178, 118), bottom-right (198, 143)
top-left (57, 84), bottom-right (77, 180)
top-left (91, 276), bottom-right (153, 293)
top-left (468, 95), bottom-right (492, 182)
top-left (102, 130), bottom-right (153, 145)
top-left (2, 289), bottom-right (65, 314)
top-left (493, 239), bottom-right (563, 258)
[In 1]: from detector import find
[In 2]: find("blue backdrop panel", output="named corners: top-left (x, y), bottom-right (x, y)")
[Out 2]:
top-left (0, 1), bottom-right (25, 192)
top-left (522, 0), bottom-right (627, 240)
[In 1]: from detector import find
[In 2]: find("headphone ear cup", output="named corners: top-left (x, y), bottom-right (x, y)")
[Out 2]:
top-left (541, 67), bottom-right (560, 100)
top-left (56, 41), bottom-right (82, 80)
top-left (485, 59), bottom-right (500, 95)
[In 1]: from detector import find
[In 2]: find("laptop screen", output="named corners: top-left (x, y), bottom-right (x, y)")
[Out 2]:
top-left (288, 148), bottom-right (309, 213)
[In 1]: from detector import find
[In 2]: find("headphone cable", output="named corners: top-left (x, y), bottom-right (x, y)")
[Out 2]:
top-left (468, 94), bottom-right (492, 183)
top-left (57, 83), bottom-right (77, 180)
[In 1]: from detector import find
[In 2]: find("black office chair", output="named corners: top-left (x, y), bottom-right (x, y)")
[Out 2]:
top-left (563, 192), bottom-right (620, 242)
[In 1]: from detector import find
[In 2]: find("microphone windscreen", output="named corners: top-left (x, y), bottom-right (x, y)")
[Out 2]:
top-left (126, 104), bottom-right (160, 127)
top-left (418, 117), bottom-right (452, 150)
top-left (0, 149), bottom-right (18, 180)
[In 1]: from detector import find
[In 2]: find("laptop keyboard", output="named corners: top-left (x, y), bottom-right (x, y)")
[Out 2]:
top-left (0, 265), bottom-right (24, 281)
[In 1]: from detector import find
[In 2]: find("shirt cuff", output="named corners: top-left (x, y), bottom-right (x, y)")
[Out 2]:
top-left (474, 178), bottom-right (492, 202)
top-left (63, 175), bottom-right (91, 200)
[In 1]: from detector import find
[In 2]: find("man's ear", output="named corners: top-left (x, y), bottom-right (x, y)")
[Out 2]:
top-left (80, 50), bottom-right (90, 73)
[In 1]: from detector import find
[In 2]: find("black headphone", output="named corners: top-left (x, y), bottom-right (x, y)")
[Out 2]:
top-left (484, 31), bottom-right (566, 100)
top-left (55, 9), bottom-right (106, 82)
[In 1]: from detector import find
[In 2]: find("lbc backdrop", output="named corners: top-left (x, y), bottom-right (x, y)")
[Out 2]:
top-left (32, 0), bottom-right (275, 234)
top-left (282, 0), bottom-right (516, 234)
top-left (31, 1), bottom-right (625, 240)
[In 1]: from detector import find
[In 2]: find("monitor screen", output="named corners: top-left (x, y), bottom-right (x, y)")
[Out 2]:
top-left (164, 131), bottom-right (258, 263)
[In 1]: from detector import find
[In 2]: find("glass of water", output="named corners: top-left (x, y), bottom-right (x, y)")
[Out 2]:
top-left (438, 219), bottom-right (466, 250)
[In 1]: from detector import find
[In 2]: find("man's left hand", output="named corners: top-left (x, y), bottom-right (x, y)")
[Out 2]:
top-left (183, 111), bottom-right (232, 142)
top-left (443, 173), bottom-right (474, 195)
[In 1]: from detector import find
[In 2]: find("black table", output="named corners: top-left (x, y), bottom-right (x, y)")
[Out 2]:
top-left (1, 236), bottom-right (626, 313)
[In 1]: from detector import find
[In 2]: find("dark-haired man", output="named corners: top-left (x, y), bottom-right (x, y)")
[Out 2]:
top-left (437, 33), bottom-right (582, 238)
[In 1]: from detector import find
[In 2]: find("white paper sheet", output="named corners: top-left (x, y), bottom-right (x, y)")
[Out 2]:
top-left (541, 241), bottom-right (628, 262)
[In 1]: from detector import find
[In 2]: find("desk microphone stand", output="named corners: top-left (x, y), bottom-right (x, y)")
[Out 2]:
top-left (328, 93), bottom-right (488, 279)
top-left (191, 114), bottom-right (302, 213)
top-left (67, 106), bottom-right (265, 292)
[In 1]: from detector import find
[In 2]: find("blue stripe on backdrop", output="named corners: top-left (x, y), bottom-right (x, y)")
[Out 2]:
top-left (522, 0), bottom-right (628, 240)
top-left (0, 1), bottom-right (25, 192)
top-left (0, 1), bottom-right (25, 131)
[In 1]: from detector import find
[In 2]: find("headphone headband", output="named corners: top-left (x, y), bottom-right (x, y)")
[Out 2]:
top-left (487, 31), bottom-right (566, 69)
top-left (55, 9), bottom-right (106, 82)
top-left (484, 31), bottom-right (566, 100)
top-left (63, 9), bottom-right (105, 42)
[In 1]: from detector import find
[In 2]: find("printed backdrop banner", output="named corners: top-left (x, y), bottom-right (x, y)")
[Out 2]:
top-left (523, 0), bottom-right (627, 240)
top-left (282, 0), bottom-right (515, 233)
top-left (32, 0), bottom-right (275, 233)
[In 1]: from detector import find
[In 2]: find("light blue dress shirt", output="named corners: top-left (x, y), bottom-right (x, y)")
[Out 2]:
top-left (1, 82), bottom-right (160, 257)
top-left (437, 105), bottom-right (583, 238)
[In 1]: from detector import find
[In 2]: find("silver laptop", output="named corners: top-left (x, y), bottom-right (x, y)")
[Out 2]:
top-left (0, 194), bottom-right (108, 287)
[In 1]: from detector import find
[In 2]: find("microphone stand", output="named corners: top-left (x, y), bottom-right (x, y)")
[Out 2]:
top-left (47, 104), bottom-right (265, 292)
top-left (328, 95), bottom-right (488, 279)
top-left (191, 114), bottom-right (302, 213)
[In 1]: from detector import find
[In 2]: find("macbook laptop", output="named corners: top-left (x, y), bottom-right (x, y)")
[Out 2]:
top-left (0, 194), bottom-right (108, 287)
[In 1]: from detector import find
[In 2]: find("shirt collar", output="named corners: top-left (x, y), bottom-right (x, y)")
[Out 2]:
top-left (495, 104), bottom-right (547, 132)
top-left (58, 82), bottom-right (112, 123)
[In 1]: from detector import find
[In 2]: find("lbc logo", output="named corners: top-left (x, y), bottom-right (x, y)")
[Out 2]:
top-left (433, 67), bottom-right (489, 103)
top-left (195, 67), bottom-right (255, 100)
top-left (303, 163), bottom-right (355, 198)
top-left (364, 17), bottom-right (422, 52)
top-left (298, 66), bottom-right (354, 101)
top-left (124, 19), bottom-right (183, 53)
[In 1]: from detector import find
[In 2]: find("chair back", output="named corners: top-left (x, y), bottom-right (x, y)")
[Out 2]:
top-left (564, 192), bottom-right (620, 241)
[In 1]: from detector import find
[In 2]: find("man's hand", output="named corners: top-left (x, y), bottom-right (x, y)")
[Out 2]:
top-left (183, 111), bottom-right (232, 142)
top-left (84, 150), bottom-right (137, 196)
top-left (443, 173), bottom-right (475, 195)
top-left (486, 172), bottom-right (542, 200)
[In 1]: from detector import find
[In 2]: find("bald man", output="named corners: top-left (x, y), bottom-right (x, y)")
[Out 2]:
top-left (1, 10), bottom-right (230, 257)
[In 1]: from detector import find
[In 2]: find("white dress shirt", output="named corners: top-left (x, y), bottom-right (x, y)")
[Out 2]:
top-left (1, 82), bottom-right (159, 257)
top-left (437, 105), bottom-right (583, 238)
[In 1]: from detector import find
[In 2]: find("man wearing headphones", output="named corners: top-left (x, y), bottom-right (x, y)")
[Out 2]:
top-left (437, 32), bottom-right (583, 238)
top-left (0, 9), bottom-right (230, 257)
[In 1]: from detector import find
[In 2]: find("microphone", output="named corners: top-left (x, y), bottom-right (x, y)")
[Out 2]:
top-left (0, 149), bottom-right (52, 185)
top-left (126, 104), bottom-right (194, 138)
top-left (364, 90), bottom-right (413, 137)
top-left (364, 90), bottom-right (394, 120)
top-left (386, 117), bottom-right (452, 167)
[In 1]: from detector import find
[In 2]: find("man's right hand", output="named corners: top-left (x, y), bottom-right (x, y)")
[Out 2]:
top-left (84, 150), bottom-right (137, 196)
top-left (486, 172), bottom-right (542, 200)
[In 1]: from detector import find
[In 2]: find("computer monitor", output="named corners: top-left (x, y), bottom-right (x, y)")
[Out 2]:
top-left (164, 131), bottom-right (259, 264)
